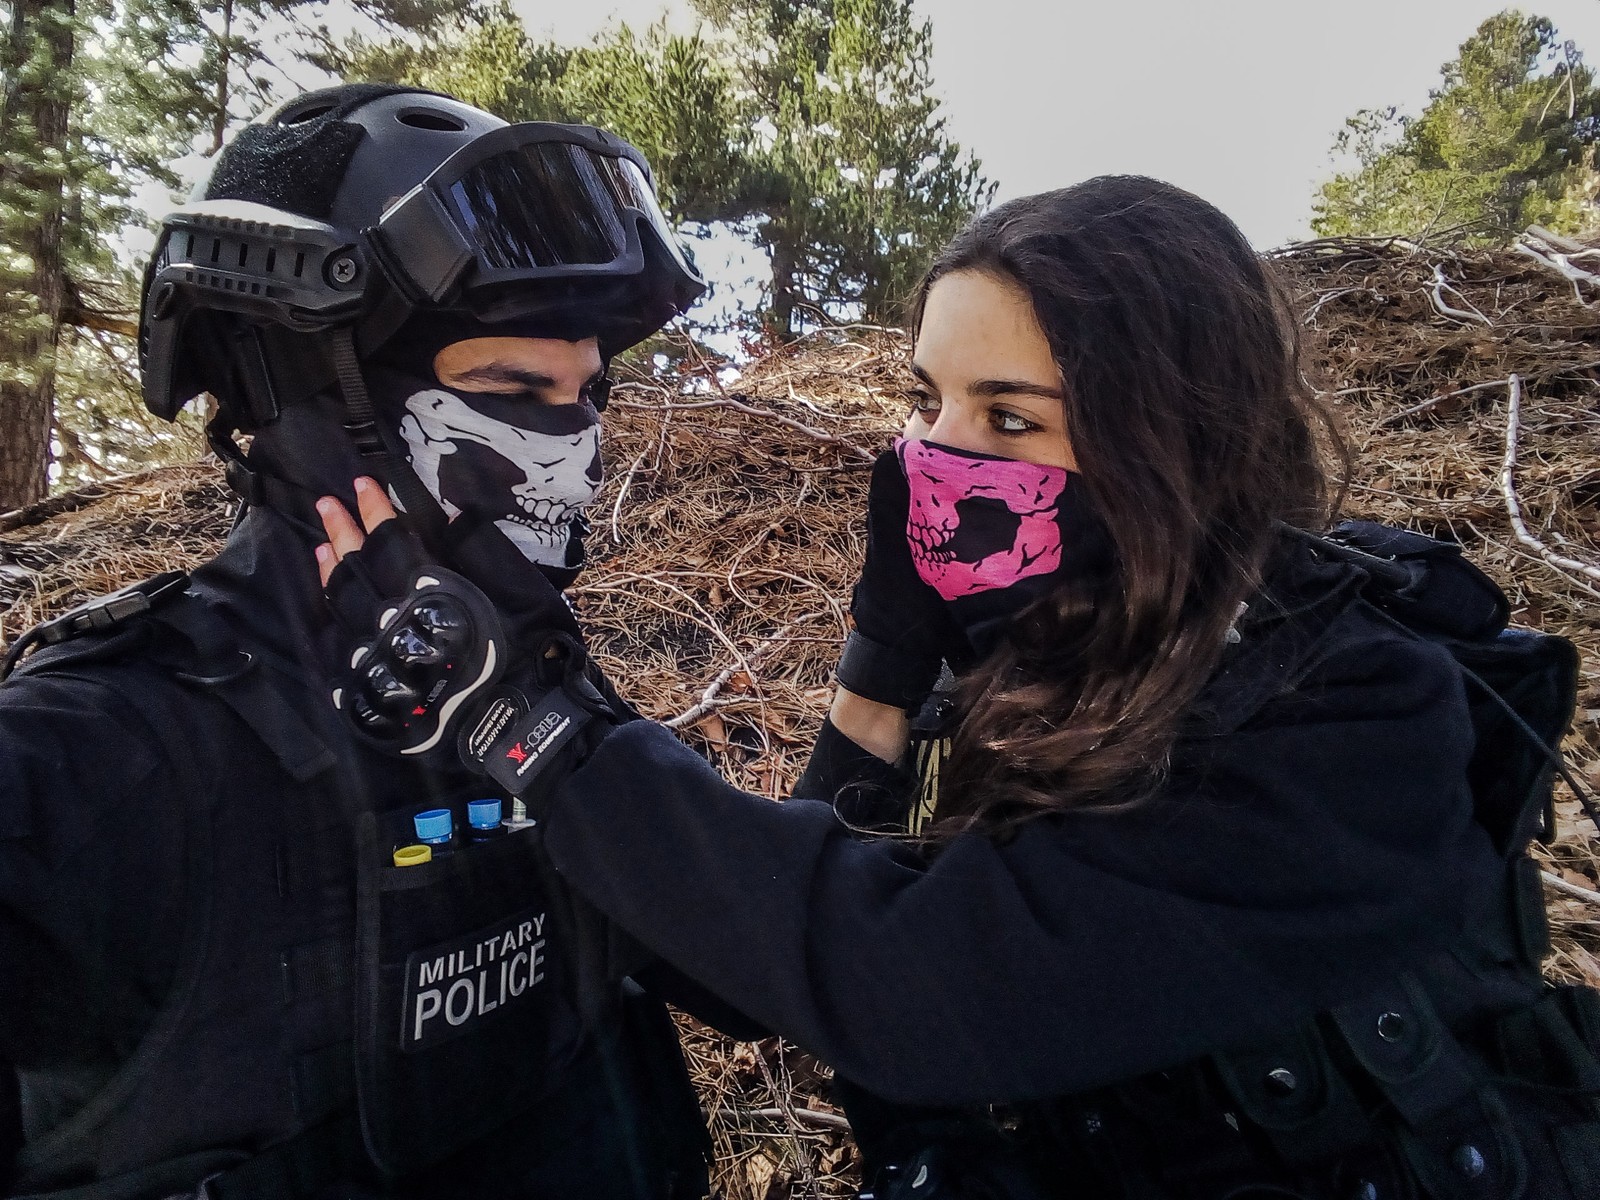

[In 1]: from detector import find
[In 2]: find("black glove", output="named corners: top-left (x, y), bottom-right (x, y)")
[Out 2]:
top-left (326, 517), bottom-right (620, 800)
top-left (835, 446), bottom-right (964, 712)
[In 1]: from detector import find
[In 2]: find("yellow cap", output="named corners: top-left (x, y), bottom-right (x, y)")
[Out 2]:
top-left (393, 844), bottom-right (433, 867)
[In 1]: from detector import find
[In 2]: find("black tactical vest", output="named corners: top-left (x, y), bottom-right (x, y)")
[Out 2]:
top-left (2, 587), bottom-right (708, 1200)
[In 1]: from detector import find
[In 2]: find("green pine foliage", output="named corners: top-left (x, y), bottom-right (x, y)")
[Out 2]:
top-left (1312, 11), bottom-right (1600, 242)
top-left (0, 0), bottom-right (474, 502)
top-left (338, 0), bottom-right (995, 336)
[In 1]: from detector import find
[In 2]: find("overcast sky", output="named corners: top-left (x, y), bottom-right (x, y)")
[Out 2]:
top-left (512, 0), bottom-right (1600, 248)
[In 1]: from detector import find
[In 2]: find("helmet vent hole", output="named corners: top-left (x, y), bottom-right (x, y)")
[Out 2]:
top-left (265, 248), bottom-right (277, 274)
top-left (293, 252), bottom-right (306, 278)
top-left (398, 109), bottom-right (467, 132)
top-left (280, 103), bottom-right (335, 125)
top-left (237, 243), bottom-right (248, 268)
top-left (209, 239), bottom-right (221, 264)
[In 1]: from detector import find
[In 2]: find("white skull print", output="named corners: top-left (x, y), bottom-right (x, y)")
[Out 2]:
top-left (398, 388), bottom-right (603, 568)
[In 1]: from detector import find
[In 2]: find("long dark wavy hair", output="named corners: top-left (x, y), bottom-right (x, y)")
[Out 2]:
top-left (915, 176), bottom-right (1345, 838)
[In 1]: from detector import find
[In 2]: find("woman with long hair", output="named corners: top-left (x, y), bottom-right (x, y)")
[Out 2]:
top-left (316, 177), bottom-right (1594, 1198)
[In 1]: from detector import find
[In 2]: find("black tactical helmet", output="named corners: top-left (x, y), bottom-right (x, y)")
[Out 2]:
top-left (139, 84), bottom-right (705, 425)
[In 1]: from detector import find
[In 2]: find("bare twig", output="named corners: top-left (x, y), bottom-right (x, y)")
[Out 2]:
top-left (609, 448), bottom-right (651, 545)
top-left (1543, 869), bottom-right (1600, 905)
top-left (1500, 374), bottom-right (1600, 584)
top-left (665, 614), bottom-right (821, 729)
top-left (1426, 264), bottom-right (1491, 326)
top-left (756, 1047), bottom-right (821, 1199)
top-left (1379, 378), bottom-right (1512, 427)
top-left (1301, 287), bottom-right (1376, 327)
top-left (721, 1107), bottom-right (852, 1132)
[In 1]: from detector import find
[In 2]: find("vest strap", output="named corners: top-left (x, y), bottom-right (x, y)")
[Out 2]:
top-left (153, 597), bottom-right (337, 784)
top-left (1328, 975), bottom-right (1480, 1130)
top-left (201, 1113), bottom-right (367, 1200)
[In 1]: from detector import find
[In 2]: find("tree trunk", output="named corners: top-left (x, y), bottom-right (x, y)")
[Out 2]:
top-left (210, 0), bottom-right (232, 154)
top-left (769, 236), bottom-right (798, 340)
top-left (0, 0), bottom-right (74, 510)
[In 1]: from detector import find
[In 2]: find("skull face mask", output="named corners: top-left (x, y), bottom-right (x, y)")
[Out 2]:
top-left (894, 437), bottom-right (1112, 660)
top-left (896, 437), bottom-right (1072, 601)
top-left (383, 375), bottom-right (603, 572)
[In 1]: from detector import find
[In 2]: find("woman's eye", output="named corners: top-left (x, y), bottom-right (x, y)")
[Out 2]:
top-left (909, 390), bottom-right (941, 418)
top-left (991, 408), bottom-right (1041, 435)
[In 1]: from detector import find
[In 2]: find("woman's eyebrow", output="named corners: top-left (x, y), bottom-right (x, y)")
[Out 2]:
top-left (971, 378), bottom-right (1065, 400)
top-left (911, 361), bottom-right (1063, 401)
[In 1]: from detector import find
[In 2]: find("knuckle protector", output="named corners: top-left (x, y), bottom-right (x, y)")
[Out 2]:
top-left (334, 567), bottom-right (508, 756)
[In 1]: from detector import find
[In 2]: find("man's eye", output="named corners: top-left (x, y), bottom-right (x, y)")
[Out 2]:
top-left (991, 408), bottom-right (1041, 435)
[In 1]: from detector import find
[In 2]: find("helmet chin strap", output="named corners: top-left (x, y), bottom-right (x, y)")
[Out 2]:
top-left (207, 322), bottom-right (452, 554)
top-left (326, 325), bottom-right (450, 552)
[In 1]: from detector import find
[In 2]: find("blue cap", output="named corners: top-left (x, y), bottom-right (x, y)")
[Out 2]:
top-left (413, 808), bottom-right (453, 844)
top-left (468, 798), bottom-right (503, 830)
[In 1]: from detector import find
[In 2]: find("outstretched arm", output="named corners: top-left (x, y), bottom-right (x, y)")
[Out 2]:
top-left (540, 631), bottom-right (1501, 1107)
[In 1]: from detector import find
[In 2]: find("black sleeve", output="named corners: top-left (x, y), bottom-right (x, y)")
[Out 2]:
top-left (792, 715), bottom-right (912, 804)
top-left (0, 670), bottom-right (187, 1066)
top-left (541, 630), bottom-right (1504, 1107)
top-left (630, 962), bottom-right (770, 1042)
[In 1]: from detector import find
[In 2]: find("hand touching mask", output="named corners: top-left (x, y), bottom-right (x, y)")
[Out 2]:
top-left (895, 437), bottom-right (1109, 657)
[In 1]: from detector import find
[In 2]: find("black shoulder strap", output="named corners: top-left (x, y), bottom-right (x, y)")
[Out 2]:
top-left (1294, 519), bottom-right (1510, 640)
top-left (1292, 522), bottom-right (1596, 842)
top-left (6, 575), bottom-right (338, 786)
top-left (146, 595), bottom-right (339, 785)
top-left (2, 572), bottom-right (190, 681)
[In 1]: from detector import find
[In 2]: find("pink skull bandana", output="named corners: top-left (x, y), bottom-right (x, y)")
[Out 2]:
top-left (895, 437), bottom-right (1072, 601)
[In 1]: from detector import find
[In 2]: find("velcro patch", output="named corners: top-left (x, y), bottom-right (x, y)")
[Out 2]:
top-left (401, 907), bottom-right (549, 1052)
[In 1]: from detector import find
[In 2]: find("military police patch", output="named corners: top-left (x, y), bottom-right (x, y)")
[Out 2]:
top-left (401, 906), bottom-right (549, 1051)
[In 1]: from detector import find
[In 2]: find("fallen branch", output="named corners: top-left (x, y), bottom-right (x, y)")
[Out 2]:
top-left (1426, 264), bottom-right (1491, 326)
top-left (1379, 378), bottom-right (1511, 427)
top-left (0, 464), bottom-right (185, 534)
top-left (720, 1106), bottom-right (851, 1132)
top-left (1499, 373), bottom-right (1600, 584)
top-left (1526, 225), bottom-right (1600, 259)
top-left (1514, 234), bottom-right (1600, 306)
top-left (1543, 869), bottom-right (1600, 906)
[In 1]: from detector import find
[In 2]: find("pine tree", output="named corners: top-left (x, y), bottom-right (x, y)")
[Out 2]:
top-left (693, 0), bottom-right (993, 332)
top-left (1313, 11), bottom-right (1600, 242)
top-left (337, 0), bottom-right (994, 338)
top-left (0, 0), bottom-right (475, 505)
top-left (0, 0), bottom-right (77, 507)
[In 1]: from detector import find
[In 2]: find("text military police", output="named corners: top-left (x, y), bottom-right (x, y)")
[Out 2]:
top-left (0, 83), bottom-right (715, 1200)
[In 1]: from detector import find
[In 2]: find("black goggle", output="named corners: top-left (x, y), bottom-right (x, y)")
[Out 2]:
top-left (375, 123), bottom-right (704, 311)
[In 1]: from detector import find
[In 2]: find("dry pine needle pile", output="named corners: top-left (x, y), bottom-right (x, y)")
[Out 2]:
top-left (3, 236), bottom-right (1600, 1198)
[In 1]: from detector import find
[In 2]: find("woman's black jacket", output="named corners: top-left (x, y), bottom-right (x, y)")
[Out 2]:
top-left (539, 538), bottom-right (1550, 1108)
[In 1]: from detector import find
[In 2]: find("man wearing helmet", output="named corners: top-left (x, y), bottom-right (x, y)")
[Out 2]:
top-left (0, 84), bottom-right (712, 1199)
